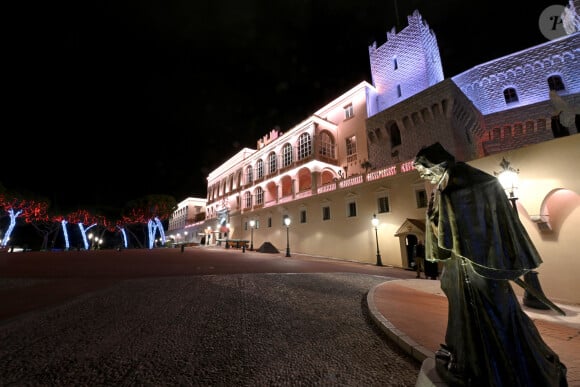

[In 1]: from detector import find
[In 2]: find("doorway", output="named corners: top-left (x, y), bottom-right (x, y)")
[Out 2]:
top-left (406, 234), bottom-right (418, 270)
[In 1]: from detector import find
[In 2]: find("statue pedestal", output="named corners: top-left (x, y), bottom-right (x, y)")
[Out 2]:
top-left (415, 357), bottom-right (448, 387)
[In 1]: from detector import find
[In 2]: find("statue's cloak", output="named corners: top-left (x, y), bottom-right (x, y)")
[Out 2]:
top-left (426, 162), bottom-right (542, 280)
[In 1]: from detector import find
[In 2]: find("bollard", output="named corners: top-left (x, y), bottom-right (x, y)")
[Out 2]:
top-left (242, 244), bottom-right (246, 253)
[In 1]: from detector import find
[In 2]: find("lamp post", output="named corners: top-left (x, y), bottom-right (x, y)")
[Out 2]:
top-left (89, 234), bottom-right (101, 250)
top-left (284, 217), bottom-right (291, 257)
top-left (372, 214), bottom-right (383, 266)
top-left (249, 220), bottom-right (255, 251)
top-left (494, 157), bottom-right (519, 212)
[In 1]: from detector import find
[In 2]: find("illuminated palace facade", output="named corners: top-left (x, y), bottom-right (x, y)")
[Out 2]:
top-left (170, 7), bottom-right (580, 304)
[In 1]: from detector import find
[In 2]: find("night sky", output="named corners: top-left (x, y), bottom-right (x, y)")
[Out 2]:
top-left (3, 0), bottom-right (565, 211)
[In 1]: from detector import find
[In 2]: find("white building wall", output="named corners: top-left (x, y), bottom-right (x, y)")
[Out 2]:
top-left (225, 136), bottom-right (580, 304)
top-left (467, 135), bottom-right (580, 304)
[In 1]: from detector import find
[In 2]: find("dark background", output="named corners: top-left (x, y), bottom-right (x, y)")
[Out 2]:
top-left (2, 0), bottom-right (564, 211)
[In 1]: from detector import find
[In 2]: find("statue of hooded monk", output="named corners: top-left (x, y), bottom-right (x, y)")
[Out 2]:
top-left (413, 142), bottom-right (567, 387)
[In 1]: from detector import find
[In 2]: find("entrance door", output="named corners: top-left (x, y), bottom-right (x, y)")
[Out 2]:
top-left (406, 234), bottom-right (418, 270)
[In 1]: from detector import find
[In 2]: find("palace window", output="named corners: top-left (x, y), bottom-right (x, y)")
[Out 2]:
top-left (347, 200), bottom-right (357, 218)
top-left (268, 152), bottom-right (277, 174)
top-left (319, 132), bottom-right (335, 158)
top-left (346, 135), bottom-right (357, 163)
top-left (246, 165), bottom-right (253, 185)
top-left (244, 191), bottom-right (252, 209)
top-left (322, 206), bottom-right (331, 221)
top-left (255, 187), bottom-right (264, 205)
top-left (548, 75), bottom-right (565, 92)
top-left (389, 122), bottom-right (401, 147)
top-left (344, 104), bottom-right (354, 119)
top-left (416, 189), bottom-right (428, 208)
top-left (256, 159), bottom-right (264, 179)
top-left (377, 195), bottom-right (390, 214)
top-left (282, 143), bottom-right (293, 167)
top-left (503, 87), bottom-right (519, 104)
top-left (298, 133), bottom-right (312, 160)
top-left (300, 209), bottom-right (307, 224)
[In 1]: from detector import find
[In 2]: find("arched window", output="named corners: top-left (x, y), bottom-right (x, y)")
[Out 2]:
top-left (503, 87), bottom-right (519, 104)
top-left (388, 122), bottom-right (401, 147)
top-left (244, 191), bottom-right (252, 209)
top-left (282, 143), bottom-right (293, 167)
top-left (547, 75), bottom-right (565, 91)
top-left (255, 187), bottom-right (264, 205)
top-left (268, 152), bottom-right (277, 174)
top-left (298, 133), bottom-right (312, 160)
top-left (246, 165), bottom-right (253, 185)
top-left (319, 131), bottom-right (335, 158)
top-left (256, 159), bottom-right (264, 179)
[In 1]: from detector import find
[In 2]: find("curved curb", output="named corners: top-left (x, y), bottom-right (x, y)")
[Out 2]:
top-left (366, 282), bottom-right (435, 363)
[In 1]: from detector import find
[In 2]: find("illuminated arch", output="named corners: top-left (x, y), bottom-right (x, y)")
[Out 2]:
top-left (297, 167), bottom-right (312, 192)
top-left (534, 188), bottom-right (580, 233)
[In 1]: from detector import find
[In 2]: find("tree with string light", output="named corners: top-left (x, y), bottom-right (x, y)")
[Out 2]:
top-left (122, 195), bottom-right (176, 249)
top-left (0, 192), bottom-right (50, 249)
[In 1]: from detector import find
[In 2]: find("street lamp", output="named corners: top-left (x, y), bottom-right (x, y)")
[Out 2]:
top-left (92, 237), bottom-right (101, 250)
top-left (372, 214), bottom-right (383, 266)
top-left (89, 234), bottom-right (101, 250)
top-left (284, 217), bottom-right (291, 257)
top-left (494, 157), bottom-right (519, 212)
top-left (249, 220), bottom-right (255, 251)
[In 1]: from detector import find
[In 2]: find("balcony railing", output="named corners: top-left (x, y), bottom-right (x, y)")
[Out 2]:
top-left (338, 175), bottom-right (363, 189)
top-left (295, 190), bottom-right (313, 200)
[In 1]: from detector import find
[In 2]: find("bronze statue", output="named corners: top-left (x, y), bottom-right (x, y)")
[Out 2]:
top-left (413, 143), bottom-right (567, 387)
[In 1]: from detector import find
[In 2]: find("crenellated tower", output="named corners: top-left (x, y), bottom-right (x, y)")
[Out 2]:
top-left (368, 10), bottom-right (444, 115)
